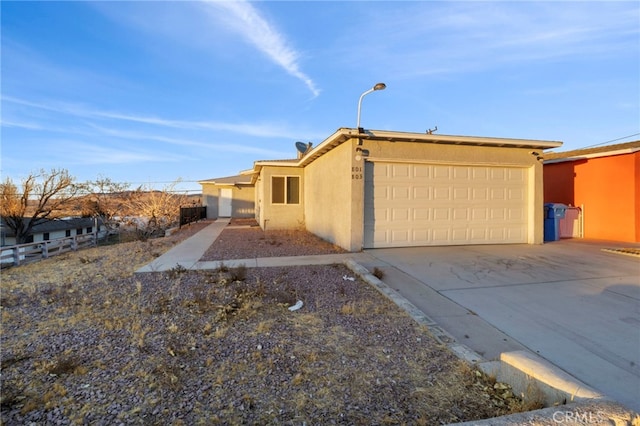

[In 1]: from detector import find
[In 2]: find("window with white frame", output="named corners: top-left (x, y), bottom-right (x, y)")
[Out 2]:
top-left (271, 176), bottom-right (300, 204)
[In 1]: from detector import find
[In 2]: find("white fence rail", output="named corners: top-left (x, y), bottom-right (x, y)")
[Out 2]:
top-left (1, 233), bottom-right (98, 268)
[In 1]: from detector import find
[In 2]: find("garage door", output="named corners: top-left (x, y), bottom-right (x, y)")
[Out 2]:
top-left (364, 162), bottom-right (528, 248)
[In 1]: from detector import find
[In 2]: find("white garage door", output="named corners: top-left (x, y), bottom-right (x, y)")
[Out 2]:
top-left (364, 162), bottom-right (528, 248)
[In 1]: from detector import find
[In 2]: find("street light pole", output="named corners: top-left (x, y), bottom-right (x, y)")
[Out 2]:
top-left (356, 82), bottom-right (386, 132)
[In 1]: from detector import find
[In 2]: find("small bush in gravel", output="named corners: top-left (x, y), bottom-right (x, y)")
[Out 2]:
top-left (229, 264), bottom-right (247, 281)
top-left (166, 263), bottom-right (187, 279)
top-left (47, 356), bottom-right (84, 376)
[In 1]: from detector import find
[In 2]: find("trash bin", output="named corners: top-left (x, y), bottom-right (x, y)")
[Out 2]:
top-left (544, 203), bottom-right (567, 242)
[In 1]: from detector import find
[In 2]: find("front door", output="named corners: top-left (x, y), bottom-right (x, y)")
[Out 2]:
top-left (218, 188), bottom-right (232, 217)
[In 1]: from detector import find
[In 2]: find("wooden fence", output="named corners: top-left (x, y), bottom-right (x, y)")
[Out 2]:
top-left (1, 233), bottom-right (98, 268)
top-left (179, 206), bottom-right (206, 228)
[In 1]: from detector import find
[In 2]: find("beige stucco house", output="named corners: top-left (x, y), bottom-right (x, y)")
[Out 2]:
top-left (201, 128), bottom-right (562, 251)
top-left (199, 174), bottom-right (255, 219)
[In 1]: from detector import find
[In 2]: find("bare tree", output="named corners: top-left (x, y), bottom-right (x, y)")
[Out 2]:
top-left (81, 176), bottom-right (131, 235)
top-left (1, 169), bottom-right (80, 244)
top-left (123, 180), bottom-right (188, 239)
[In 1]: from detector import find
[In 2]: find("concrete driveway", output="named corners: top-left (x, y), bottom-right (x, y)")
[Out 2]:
top-left (362, 240), bottom-right (640, 411)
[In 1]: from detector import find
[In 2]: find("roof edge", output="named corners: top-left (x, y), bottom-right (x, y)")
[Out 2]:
top-left (298, 128), bottom-right (562, 167)
top-left (544, 147), bottom-right (640, 164)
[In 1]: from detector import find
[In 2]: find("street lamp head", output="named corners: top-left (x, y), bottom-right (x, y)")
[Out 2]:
top-left (357, 82), bottom-right (387, 131)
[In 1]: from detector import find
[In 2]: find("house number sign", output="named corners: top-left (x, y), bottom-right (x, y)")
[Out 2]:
top-left (351, 166), bottom-right (363, 180)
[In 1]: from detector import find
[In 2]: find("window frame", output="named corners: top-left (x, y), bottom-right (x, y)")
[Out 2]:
top-left (271, 175), bottom-right (300, 205)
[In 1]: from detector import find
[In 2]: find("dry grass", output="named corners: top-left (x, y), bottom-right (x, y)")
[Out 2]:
top-left (1, 224), bottom-right (532, 424)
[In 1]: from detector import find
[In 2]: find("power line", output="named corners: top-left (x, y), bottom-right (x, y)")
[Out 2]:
top-left (6, 189), bottom-right (203, 197)
top-left (579, 133), bottom-right (640, 150)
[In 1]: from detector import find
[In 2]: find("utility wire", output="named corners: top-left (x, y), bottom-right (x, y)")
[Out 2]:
top-left (579, 132), bottom-right (640, 150)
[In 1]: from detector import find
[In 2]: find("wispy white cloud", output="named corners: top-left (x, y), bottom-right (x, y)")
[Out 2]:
top-left (340, 2), bottom-right (639, 78)
top-left (2, 95), bottom-right (322, 141)
top-left (88, 125), bottom-right (292, 158)
top-left (205, 0), bottom-right (320, 97)
top-left (0, 119), bottom-right (43, 130)
top-left (67, 142), bottom-right (189, 165)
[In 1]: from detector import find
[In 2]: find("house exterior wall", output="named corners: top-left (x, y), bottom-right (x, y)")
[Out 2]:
top-left (303, 136), bottom-right (544, 250)
top-left (231, 185), bottom-right (255, 218)
top-left (201, 184), bottom-right (255, 219)
top-left (304, 141), bottom-right (359, 250)
top-left (202, 184), bottom-right (219, 219)
top-left (544, 152), bottom-right (639, 242)
top-left (256, 166), bottom-right (304, 229)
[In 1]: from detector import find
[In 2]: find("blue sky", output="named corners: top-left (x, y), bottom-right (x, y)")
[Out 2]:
top-left (2, 1), bottom-right (639, 193)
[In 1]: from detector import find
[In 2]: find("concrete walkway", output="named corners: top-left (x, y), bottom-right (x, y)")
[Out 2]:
top-left (136, 218), bottom-right (230, 273)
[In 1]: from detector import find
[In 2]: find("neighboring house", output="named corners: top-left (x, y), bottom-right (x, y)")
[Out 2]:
top-left (198, 174), bottom-right (255, 219)
top-left (202, 128), bottom-right (561, 251)
top-left (544, 140), bottom-right (640, 243)
top-left (1, 217), bottom-right (105, 246)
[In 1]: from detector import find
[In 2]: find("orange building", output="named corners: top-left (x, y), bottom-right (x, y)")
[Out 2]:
top-left (543, 141), bottom-right (640, 243)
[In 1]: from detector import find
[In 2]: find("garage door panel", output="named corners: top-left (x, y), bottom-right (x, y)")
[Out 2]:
top-left (432, 228), bottom-right (451, 243)
top-left (471, 208), bottom-right (488, 220)
top-left (508, 169), bottom-right (526, 182)
top-left (490, 208), bottom-right (506, 220)
top-left (412, 229), bottom-right (429, 241)
top-left (508, 188), bottom-right (525, 201)
top-left (452, 228), bottom-right (469, 242)
top-left (392, 208), bottom-right (410, 221)
top-left (374, 186), bottom-right (390, 199)
top-left (414, 165), bottom-right (431, 178)
top-left (413, 208), bottom-right (431, 221)
top-left (433, 166), bottom-right (451, 179)
top-left (453, 168), bottom-right (469, 179)
top-left (433, 208), bottom-right (450, 221)
top-left (490, 188), bottom-right (506, 200)
top-left (472, 188), bottom-right (488, 200)
top-left (454, 188), bottom-right (470, 200)
top-left (393, 165), bottom-right (411, 178)
top-left (414, 186), bottom-right (431, 200)
top-left (508, 208), bottom-right (525, 220)
top-left (393, 187), bottom-right (410, 200)
top-left (490, 169), bottom-right (506, 180)
top-left (391, 229), bottom-right (410, 243)
top-left (470, 228), bottom-right (488, 240)
top-left (364, 162), bottom-right (529, 248)
top-left (434, 188), bottom-right (450, 200)
top-left (453, 208), bottom-right (469, 220)
top-left (472, 168), bottom-right (488, 179)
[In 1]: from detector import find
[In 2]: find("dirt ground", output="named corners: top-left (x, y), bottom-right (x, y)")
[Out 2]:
top-left (1, 221), bottom-right (535, 425)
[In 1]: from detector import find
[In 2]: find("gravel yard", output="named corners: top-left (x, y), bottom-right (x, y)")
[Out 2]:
top-left (1, 221), bottom-right (533, 425)
top-left (201, 219), bottom-right (346, 260)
